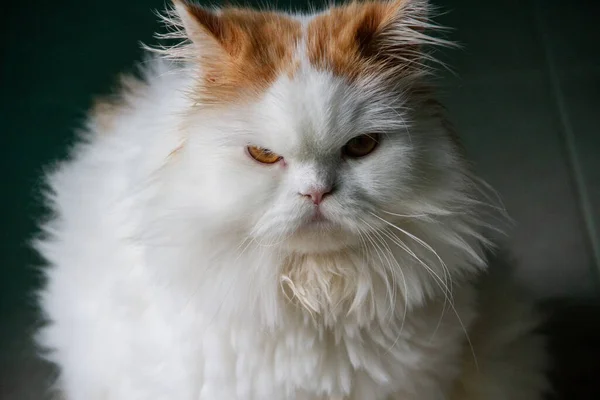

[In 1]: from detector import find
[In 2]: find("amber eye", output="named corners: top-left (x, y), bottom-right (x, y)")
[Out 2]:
top-left (342, 133), bottom-right (379, 158)
top-left (247, 145), bottom-right (282, 164)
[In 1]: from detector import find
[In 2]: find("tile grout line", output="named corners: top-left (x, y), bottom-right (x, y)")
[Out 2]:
top-left (531, 0), bottom-right (600, 291)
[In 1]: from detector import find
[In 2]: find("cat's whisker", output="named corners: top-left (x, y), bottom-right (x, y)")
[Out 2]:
top-left (379, 227), bottom-right (455, 345)
top-left (379, 233), bottom-right (477, 371)
top-left (363, 231), bottom-right (391, 321)
top-left (373, 214), bottom-right (451, 289)
top-left (380, 209), bottom-right (437, 219)
top-left (360, 229), bottom-right (388, 322)
top-left (368, 215), bottom-right (479, 370)
top-left (356, 223), bottom-right (415, 357)
top-left (361, 217), bottom-right (469, 361)
top-left (379, 227), bottom-right (451, 297)
top-left (349, 226), bottom-right (377, 319)
top-left (428, 296), bottom-right (449, 344)
top-left (357, 219), bottom-right (401, 323)
top-left (369, 212), bottom-right (451, 282)
top-left (387, 228), bottom-right (457, 336)
top-left (369, 228), bottom-right (410, 347)
top-left (250, 233), bottom-right (290, 248)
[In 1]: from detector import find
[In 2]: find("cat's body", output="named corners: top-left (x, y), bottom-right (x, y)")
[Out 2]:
top-left (36, 1), bottom-right (548, 399)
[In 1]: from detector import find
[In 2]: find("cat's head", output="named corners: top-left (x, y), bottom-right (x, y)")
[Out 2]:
top-left (162, 0), bottom-right (482, 258)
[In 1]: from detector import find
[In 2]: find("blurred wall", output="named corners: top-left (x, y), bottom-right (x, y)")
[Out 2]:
top-left (435, 0), bottom-right (600, 298)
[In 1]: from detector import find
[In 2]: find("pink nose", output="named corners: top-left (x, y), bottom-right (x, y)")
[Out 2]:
top-left (300, 187), bottom-right (332, 205)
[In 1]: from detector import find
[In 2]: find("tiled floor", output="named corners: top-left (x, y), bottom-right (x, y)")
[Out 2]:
top-left (1, 0), bottom-right (599, 398)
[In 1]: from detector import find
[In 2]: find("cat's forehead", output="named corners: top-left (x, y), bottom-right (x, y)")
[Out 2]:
top-left (252, 67), bottom-right (403, 155)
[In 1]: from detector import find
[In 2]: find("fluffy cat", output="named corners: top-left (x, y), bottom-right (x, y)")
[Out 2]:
top-left (35, 0), bottom-right (549, 399)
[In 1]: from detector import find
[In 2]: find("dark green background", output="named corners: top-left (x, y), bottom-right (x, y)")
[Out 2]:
top-left (2, 0), bottom-right (599, 398)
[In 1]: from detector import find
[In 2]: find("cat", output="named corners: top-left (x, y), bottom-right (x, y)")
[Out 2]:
top-left (34, 0), bottom-right (549, 399)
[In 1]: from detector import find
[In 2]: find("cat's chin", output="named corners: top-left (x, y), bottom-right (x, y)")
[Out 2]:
top-left (281, 224), bottom-right (360, 254)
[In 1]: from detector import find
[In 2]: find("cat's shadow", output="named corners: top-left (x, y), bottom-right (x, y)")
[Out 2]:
top-left (485, 250), bottom-right (600, 399)
top-left (541, 298), bottom-right (600, 400)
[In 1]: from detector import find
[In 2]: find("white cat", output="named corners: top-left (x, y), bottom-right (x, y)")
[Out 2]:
top-left (35, 0), bottom-right (549, 399)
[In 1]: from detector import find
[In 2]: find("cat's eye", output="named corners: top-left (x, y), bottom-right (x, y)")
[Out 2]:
top-left (342, 133), bottom-right (379, 158)
top-left (247, 145), bottom-right (282, 164)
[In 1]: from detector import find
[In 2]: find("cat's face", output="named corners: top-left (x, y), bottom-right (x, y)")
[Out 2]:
top-left (171, 0), bottom-right (466, 254)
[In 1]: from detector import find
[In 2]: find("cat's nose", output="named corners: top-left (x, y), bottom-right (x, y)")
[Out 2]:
top-left (300, 187), bottom-right (333, 205)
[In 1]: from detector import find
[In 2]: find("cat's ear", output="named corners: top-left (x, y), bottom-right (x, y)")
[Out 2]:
top-left (306, 0), bottom-right (450, 82)
top-left (172, 0), bottom-right (227, 54)
top-left (341, 0), bottom-right (451, 78)
top-left (356, 0), bottom-right (430, 50)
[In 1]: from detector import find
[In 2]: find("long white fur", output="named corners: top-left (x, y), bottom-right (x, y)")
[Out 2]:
top-left (35, 1), bottom-right (548, 399)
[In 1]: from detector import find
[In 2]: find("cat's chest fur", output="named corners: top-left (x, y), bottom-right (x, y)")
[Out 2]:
top-left (123, 250), bottom-right (473, 400)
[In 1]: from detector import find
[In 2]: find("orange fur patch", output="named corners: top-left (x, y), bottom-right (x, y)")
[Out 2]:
top-left (182, 4), bottom-right (301, 104)
top-left (306, 0), bottom-right (412, 82)
top-left (177, 0), bottom-right (425, 104)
